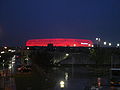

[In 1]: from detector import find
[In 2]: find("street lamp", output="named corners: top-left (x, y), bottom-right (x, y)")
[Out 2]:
top-left (96, 38), bottom-right (100, 41)
top-left (27, 47), bottom-right (30, 50)
top-left (109, 43), bottom-right (112, 46)
top-left (66, 53), bottom-right (69, 56)
top-left (96, 37), bottom-right (101, 47)
top-left (117, 43), bottom-right (120, 47)
top-left (8, 49), bottom-right (12, 52)
top-left (92, 45), bottom-right (94, 47)
top-left (4, 47), bottom-right (7, 49)
top-left (11, 50), bottom-right (16, 52)
top-left (60, 81), bottom-right (65, 88)
top-left (96, 38), bottom-right (98, 41)
top-left (1, 51), bottom-right (5, 54)
top-left (103, 42), bottom-right (107, 45)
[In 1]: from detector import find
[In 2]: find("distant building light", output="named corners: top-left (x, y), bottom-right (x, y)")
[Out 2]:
top-left (81, 43), bottom-right (88, 45)
top-left (4, 47), bottom-right (7, 49)
top-left (25, 58), bottom-right (29, 60)
top-left (12, 62), bottom-right (15, 64)
top-left (8, 49), bottom-right (12, 52)
top-left (73, 44), bottom-right (76, 47)
top-left (8, 65), bottom-right (12, 69)
top-left (88, 44), bottom-right (91, 47)
top-left (11, 50), bottom-right (16, 52)
top-left (1, 51), bottom-right (5, 54)
top-left (3, 63), bottom-right (5, 67)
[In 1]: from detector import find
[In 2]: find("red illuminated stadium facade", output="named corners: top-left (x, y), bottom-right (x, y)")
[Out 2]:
top-left (26, 38), bottom-right (93, 47)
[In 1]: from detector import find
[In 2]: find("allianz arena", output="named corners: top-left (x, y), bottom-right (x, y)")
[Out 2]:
top-left (26, 38), bottom-right (93, 47)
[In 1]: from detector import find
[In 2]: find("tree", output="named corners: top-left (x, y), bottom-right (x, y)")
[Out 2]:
top-left (32, 51), bottom-right (54, 67)
top-left (31, 51), bottom-right (56, 90)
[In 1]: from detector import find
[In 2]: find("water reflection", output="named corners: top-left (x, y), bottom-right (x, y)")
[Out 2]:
top-left (65, 72), bottom-right (69, 81)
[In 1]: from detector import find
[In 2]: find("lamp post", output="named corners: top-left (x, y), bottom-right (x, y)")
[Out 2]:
top-left (96, 38), bottom-right (101, 47)
top-left (103, 42), bottom-right (107, 47)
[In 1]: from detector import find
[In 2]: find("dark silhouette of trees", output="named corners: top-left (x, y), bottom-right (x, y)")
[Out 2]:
top-left (31, 51), bottom-right (56, 90)
top-left (32, 51), bottom-right (54, 67)
top-left (90, 47), bottom-right (112, 66)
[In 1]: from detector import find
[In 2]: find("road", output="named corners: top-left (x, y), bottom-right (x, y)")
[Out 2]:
top-left (54, 66), bottom-right (120, 90)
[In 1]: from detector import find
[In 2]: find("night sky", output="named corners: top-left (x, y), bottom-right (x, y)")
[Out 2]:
top-left (0, 0), bottom-right (120, 46)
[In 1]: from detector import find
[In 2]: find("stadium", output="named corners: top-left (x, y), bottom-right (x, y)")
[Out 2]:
top-left (26, 38), bottom-right (93, 47)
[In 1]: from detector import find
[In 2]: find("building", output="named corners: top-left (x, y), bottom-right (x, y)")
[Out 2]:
top-left (26, 38), bottom-right (93, 47)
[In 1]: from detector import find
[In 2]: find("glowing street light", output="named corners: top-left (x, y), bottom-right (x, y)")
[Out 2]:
top-left (92, 45), bottom-right (94, 47)
top-left (4, 47), bottom-right (7, 49)
top-left (8, 49), bottom-right (12, 52)
top-left (11, 50), bottom-right (16, 52)
top-left (96, 38), bottom-right (99, 41)
top-left (66, 53), bottom-right (69, 56)
top-left (73, 44), bottom-right (76, 47)
top-left (1, 51), bottom-right (5, 54)
top-left (103, 42), bottom-right (107, 45)
top-left (96, 37), bottom-right (101, 47)
top-left (109, 43), bottom-right (112, 46)
top-left (60, 81), bottom-right (65, 88)
top-left (27, 47), bottom-right (30, 50)
top-left (88, 44), bottom-right (91, 47)
top-left (96, 37), bottom-right (100, 42)
top-left (117, 43), bottom-right (120, 47)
